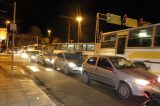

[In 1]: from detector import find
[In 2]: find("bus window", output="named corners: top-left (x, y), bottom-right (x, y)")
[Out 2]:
top-left (154, 25), bottom-right (160, 46)
top-left (101, 34), bottom-right (116, 48)
top-left (68, 44), bottom-right (74, 51)
top-left (61, 44), bottom-right (68, 50)
top-left (75, 44), bottom-right (83, 51)
top-left (128, 27), bottom-right (153, 47)
top-left (86, 44), bottom-right (95, 51)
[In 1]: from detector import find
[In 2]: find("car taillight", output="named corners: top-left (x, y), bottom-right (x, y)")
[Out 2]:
top-left (150, 80), bottom-right (158, 83)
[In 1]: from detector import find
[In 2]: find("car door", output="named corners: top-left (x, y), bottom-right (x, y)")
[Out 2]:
top-left (84, 57), bottom-right (97, 79)
top-left (95, 57), bottom-right (116, 86)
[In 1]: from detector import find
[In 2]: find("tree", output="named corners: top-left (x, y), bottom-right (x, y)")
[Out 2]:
top-left (28, 25), bottom-right (42, 35)
top-left (28, 25), bottom-right (43, 43)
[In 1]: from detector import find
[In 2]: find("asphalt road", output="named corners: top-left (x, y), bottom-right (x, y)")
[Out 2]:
top-left (0, 54), bottom-right (146, 106)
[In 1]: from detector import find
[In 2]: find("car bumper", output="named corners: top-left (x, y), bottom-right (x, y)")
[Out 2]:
top-left (131, 83), bottom-right (160, 96)
top-left (68, 66), bottom-right (83, 73)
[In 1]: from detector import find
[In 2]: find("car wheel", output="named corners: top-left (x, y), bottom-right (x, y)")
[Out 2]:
top-left (64, 66), bottom-right (70, 75)
top-left (118, 83), bottom-right (132, 100)
top-left (82, 71), bottom-right (90, 84)
top-left (53, 63), bottom-right (57, 70)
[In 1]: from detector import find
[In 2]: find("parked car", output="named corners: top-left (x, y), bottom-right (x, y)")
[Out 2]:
top-left (53, 52), bottom-right (83, 74)
top-left (37, 51), bottom-right (56, 66)
top-left (81, 55), bottom-right (160, 99)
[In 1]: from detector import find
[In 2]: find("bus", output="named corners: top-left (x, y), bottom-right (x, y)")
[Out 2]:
top-left (100, 23), bottom-right (160, 74)
top-left (50, 43), bottom-right (96, 55)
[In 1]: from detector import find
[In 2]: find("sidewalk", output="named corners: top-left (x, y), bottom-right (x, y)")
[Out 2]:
top-left (0, 63), bottom-right (57, 106)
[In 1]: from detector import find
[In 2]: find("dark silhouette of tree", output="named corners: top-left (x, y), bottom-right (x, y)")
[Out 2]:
top-left (28, 25), bottom-right (43, 44)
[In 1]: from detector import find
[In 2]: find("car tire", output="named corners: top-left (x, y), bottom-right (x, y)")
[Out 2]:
top-left (118, 82), bottom-right (132, 100)
top-left (53, 63), bottom-right (57, 70)
top-left (64, 66), bottom-right (70, 75)
top-left (82, 71), bottom-right (90, 84)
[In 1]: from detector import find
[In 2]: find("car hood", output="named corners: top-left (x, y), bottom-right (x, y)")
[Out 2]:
top-left (120, 68), bottom-right (158, 80)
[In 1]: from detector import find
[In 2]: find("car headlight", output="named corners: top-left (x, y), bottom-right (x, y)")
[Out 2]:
top-left (158, 77), bottom-right (160, 82)
top-left (31, 56), bottom-right (36, 59)
top-left (134, 79), bottom-right (150, 86)
top-left (45, 58), bottom-right (50, 61)
top-left (51, 59), bottom-right (55, 63)
top-left (69, 62), bottom-right (76, 67)
top-left (21, 53), bottom-right (28, 59)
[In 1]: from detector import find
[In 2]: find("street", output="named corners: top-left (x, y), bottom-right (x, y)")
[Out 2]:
top-left (0, 54), bottom-right (146, 106)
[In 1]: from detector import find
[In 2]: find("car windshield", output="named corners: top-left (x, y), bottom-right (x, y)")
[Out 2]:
top-left (44, 52), bottom-right (55, 56)
top-left (109, 57), bottom-right (137, 69)
top-left (30, 51), bottom-right (39, 55)
top-left (65, 53), bottom-right (82, 60)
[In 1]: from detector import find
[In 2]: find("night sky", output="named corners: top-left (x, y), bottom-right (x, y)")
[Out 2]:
top-left (3, 0), bottom-right (160, 42)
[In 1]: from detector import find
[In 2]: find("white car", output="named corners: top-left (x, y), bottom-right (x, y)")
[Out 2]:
top-left (53, 52), bottom-right (83, 74)
top-left (81, 55), bottom-right (160, 99)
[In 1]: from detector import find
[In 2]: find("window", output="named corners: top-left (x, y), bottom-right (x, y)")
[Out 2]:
top-left (154, 25), bottom-right (160, 46)
top-left (57, 53), bottom-right (64, 58)
top-left (128, 27), bottom-right (153, 47)
top-left (87, 57), bottom-right (97, 65)
top-left (97, 58), bottom-right (112, 69)
top-left (101, 34), bottom-right (116, 48)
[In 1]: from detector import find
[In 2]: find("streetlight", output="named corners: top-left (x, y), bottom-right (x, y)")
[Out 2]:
top-left (6, 20), bottom-right (10, 53)
top-left (47, 29), bottom-right (51, 37)
top-left (76, 16), bottom-right (82, 43)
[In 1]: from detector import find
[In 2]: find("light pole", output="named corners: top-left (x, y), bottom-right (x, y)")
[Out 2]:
top-left (47, 29), bottom-right (51, 37)
top-left (47, 29), bottom-right (52, 44)
top-left (6, 20), bottom-right (10, 53)
top-left (76, 16), bottom-right (82, 43)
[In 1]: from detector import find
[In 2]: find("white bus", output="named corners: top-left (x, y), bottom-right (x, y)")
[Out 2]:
top-left (100, 23), bottom-right (160, 74)
top-left (50, 43), bottom-right (96, 55)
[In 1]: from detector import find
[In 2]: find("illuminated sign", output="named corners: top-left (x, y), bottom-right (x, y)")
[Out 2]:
top-left (106, 13), bottom-right (121, 25)
top-left (0, 28), bottom-right (7, 40)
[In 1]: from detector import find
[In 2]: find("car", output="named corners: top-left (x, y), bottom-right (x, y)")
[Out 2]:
top-left (37, 51), bottom-right (56, 66)
top-left (8, 47), bottom-right (20, 54)
top-left (81, 55), bottom-right (160, 100)
top-left (27, 50), bottom-right (40, 62)
top-left (74, 51), bottom-right (88, 61)
top-left (53, 52), bottom-right (83, 74)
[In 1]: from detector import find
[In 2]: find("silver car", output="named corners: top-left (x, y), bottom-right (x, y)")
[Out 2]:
top-left (37, 51), bottom-right (56, 66)
top-left (53, 52), bottom-right (83, 74)
top-left (81, 55), bottom-right (160, 99)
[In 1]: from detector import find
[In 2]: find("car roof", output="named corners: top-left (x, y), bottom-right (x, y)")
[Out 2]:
top-left (89, 55), bottom-right (124, 59)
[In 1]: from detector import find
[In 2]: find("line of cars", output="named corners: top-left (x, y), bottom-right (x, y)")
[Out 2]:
top-left (20, 50), bottom-right (160, 100)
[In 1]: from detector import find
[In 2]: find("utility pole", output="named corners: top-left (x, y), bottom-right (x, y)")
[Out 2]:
top-left (11, 2), bottom-right (16, 71)
top-left (67, 19), bottom-right (71, 43)
top-left (60, 16), bottom-right (72, 43)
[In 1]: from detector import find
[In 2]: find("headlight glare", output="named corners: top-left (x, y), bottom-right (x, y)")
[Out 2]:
top-left (51, 59), bottom-right (55, 63)
top-left (134, 79), bottom-right (150, 86)
top-left (45, 58), bottom-right (50, 61)
top-left (31, 56), bottom-right (36, 59)
top-left (158, 77), bottom-right (160, 82)
top-left (21, 53), bottom-right (28, 59)
top-left (69, 62), bottom-right (76, 67)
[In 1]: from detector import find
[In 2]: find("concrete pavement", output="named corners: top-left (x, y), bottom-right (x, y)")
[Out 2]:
top-left (0, 55), bottom-right (60, 106)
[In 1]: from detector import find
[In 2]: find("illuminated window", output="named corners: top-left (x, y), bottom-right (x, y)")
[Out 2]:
top-left (154, 25), bottom-right (160, 46)
top-left (101, 34), bottom-right (116, 48)
top-left (128, 27), bottom-right (153, 47)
